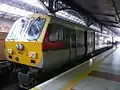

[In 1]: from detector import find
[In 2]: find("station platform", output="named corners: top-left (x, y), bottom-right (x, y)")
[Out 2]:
top-left (31, 46), bottom-right (120, 90)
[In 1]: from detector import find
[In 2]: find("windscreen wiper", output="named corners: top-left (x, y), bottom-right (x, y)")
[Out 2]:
top-left (7, 38), bottom-right (15, 41)
top-left (27, 39), bottom-right (37, 41)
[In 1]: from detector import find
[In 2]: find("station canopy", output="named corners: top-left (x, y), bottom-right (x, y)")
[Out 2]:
top-left (60, 0), bottom-right (120, 36)
top-left (0, 0), bottom-right (120, 36)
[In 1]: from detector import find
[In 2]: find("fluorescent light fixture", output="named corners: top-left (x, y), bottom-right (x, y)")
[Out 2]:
top-left (20, 0), bottom-right (45, 10)
top-left (0, 3), bottom-right (33, 16)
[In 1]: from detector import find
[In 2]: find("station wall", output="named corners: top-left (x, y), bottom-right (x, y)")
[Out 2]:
top-left (0, 18), bottom-right (14, 32)
top-left (0, 18), bottom-right (14, 60)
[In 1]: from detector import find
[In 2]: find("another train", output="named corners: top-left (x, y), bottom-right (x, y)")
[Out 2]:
top-left (0, 32), bottom-right (8, 60)
top-left (5, 14), bottom-right (113, 87)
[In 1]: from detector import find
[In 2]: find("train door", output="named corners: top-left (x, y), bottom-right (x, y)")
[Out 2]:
top-left (87, 31), bottom-right (95, 53)
top-left (70, 31), bottom-right (76, 60)
top-left (76, 30), bottom-right (85, 56)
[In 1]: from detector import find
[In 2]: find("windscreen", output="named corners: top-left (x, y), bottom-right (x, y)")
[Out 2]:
top-left (25, 17), bottom-right (46, 40)
top-left (7, 17), bottom-right (46, 41)
top-left (8, 17), bottom-right (29, 40)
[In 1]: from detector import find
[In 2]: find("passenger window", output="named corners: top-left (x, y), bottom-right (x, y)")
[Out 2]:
top-left (49, 23), bottom-right (64, 41)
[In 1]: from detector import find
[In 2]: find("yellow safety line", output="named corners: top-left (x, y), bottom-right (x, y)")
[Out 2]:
top-left (60, 59), bottom-right (104, 90)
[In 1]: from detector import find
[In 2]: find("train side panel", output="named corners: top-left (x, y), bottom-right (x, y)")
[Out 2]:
top-left (42, 23), bottom-right (70, 70)
top-left (42, 20), bottom-right (86, 70)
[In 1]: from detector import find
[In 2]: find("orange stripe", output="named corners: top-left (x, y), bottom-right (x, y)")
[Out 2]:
top-left (60, 60), bottom-right (102, 90)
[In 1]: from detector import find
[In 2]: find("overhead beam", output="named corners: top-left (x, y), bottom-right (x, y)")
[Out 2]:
top-left (105, 26), bottom-right (120, 36)
top-left (92, 13), bottom-right (115, 17)
top-left (98, 19), bottom-right (118, 24)
top-left (40, 0), bottom-right (70, 13)
top-left (102, 23), bottom-right (120, 28)
top-left (111, 0), bottom-right (120, 22)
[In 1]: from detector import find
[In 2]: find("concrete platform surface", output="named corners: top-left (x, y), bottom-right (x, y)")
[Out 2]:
top-left (31, 46), bottom-right (120, 90)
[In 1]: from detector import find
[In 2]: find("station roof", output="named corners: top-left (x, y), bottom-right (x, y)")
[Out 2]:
top-left (0, 0), bottom-right (120, 36)
top-left (61, 0), bottom-right (120, 36)
top-left (62, 0), bottom-right (119, 26)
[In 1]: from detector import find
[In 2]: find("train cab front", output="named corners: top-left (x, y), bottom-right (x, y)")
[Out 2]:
top-left (5, 14), bottom-right (50, 69)
top-left (5, 14), bottom-right (50, 87)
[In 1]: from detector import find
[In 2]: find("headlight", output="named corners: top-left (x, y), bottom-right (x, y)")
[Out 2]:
top-left (28, 52), bottom-right (36, 59)
top-left (16, 44), bottom-right (24, 50)
top-left (7, 49), bottom-right (12, 54)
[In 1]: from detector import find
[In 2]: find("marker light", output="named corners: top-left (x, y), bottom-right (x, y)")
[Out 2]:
top-left (7, 49), bottom-right (12, 54)
top-left (28, 52), bottom-right (36, 59)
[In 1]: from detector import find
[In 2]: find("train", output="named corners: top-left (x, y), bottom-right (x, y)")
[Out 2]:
top-left (5, 14), bottom-right (113, 88)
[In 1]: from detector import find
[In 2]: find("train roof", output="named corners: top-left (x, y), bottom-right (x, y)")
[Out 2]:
top-left (50, 14), bottom-right (101, 33)
top-left (28, 13), bottom-right (103, 33)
